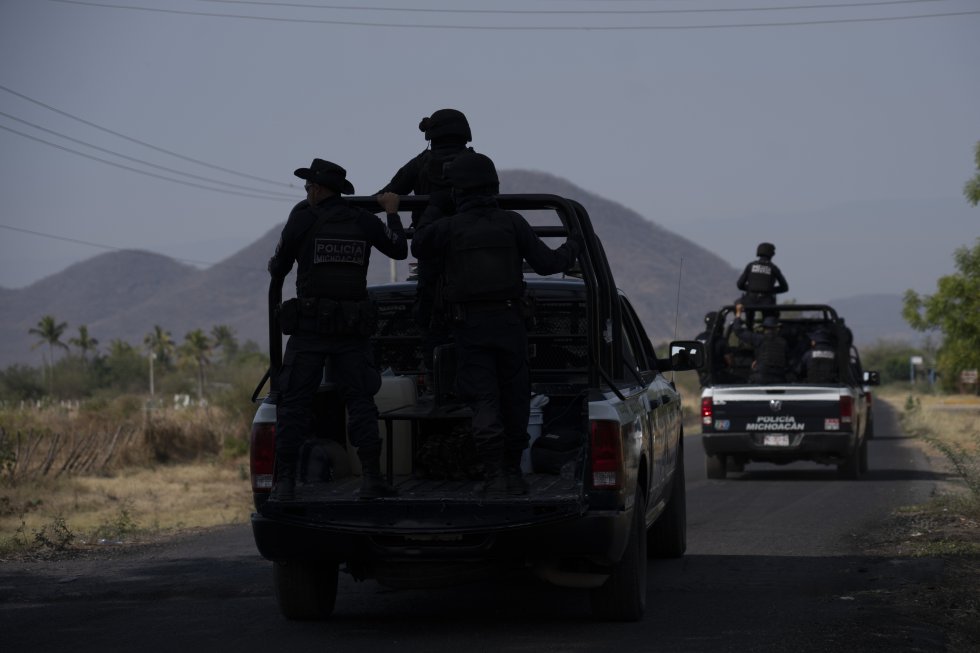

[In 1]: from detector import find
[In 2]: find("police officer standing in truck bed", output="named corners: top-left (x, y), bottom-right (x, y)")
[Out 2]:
top-left (411, 151), bottom-right (580, 495)
top-left (268, 158), bottom-right (407, 501)
top-left (376, 108), bottom-right (475, 381)
top-left (737, 242), bottom-right (789, 307)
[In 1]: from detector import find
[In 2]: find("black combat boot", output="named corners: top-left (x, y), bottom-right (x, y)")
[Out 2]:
top-left (504, 463), bottom-right (528, 496)
top-left (358, 454), bottom-right (397, 500)
top-left (269, 455), bottom-right (296, 502)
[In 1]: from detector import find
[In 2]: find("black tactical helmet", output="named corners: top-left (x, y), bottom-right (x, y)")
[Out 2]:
top-left (445, 151), bottom-right (498, 190)
top-left (418, 108), bottom-right (472, 142)
top-left (704, 311), bottom-right (718, 325)
top-left (757, 242), bottom-right (776, 258)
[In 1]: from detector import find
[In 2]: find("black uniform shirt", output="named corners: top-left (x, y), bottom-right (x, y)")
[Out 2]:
top-left (268, 195), bottom-right (407, 287)
top-left (411, 197), bottom-right (579, 286)
top-left (736, 257), bottom-right (789, 295)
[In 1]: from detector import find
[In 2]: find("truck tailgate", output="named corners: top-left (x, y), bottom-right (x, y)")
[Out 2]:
top-left (709, 385), bottom-right (844, 433)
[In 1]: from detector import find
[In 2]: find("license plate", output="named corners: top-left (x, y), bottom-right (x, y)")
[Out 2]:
top-left (763, 434), bottom-right (790, 447)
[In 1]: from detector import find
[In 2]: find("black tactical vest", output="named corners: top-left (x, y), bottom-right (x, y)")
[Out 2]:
top-left (756, 333), bottom-right (787, 374)
top-left (297, 206), bottom-right (371, 300)
top-left (746, 259), bottom-right (775, 293)
top-left (807, 347), bottom-right (838, 383)
top-left (444, 209), bottom-right (523, 303)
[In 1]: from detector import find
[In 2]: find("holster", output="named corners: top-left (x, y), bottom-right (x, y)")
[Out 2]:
top-left (277, 298), bottom-right (300, 335)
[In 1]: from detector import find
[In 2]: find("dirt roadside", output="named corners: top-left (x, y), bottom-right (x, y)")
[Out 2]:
top-left (858, 396), bottom-right (980, 652)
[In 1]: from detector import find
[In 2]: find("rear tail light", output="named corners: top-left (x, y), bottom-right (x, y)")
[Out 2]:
top-left (701, 397), bottom-right (714, 426)
top-left (590, 420), bottom-right (623, 490)
top-left (840, 395), bottom-right (853, 425)
top-left (250, 422), bottom-right (276, 493)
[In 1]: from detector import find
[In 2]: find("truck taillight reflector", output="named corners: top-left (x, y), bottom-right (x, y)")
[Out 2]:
top-left (701, 397), bottom-right (713, 426)
top-left (590, 420), bottom-right (623, 490)
top-left (250, 422), bottom-right (276, 493)
top-left (840, 396), bottom-right (853, 424)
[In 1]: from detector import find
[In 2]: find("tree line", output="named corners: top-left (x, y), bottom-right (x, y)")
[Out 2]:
top-left (3, 319), bottom-right (265, 402)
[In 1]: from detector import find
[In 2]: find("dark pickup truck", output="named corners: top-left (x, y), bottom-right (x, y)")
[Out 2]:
top-left (698, 304), bottom-right (879, 479)
top-left (248, 195), bottom-right (703, 622)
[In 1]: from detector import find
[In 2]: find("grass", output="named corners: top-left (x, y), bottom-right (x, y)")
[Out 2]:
top-left (0, 402), bottom-right (252, 558)
top-left (872, 387), bottom-right (980, 651)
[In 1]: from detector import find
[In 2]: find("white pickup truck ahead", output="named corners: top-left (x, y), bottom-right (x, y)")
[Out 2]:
top-left (247, 195), bottom-right (704, 622)
top-left (698, 304), bottom-right (879, 479)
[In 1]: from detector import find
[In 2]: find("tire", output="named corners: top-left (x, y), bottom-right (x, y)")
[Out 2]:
top-left (858, 437), bottom-right (869, 474)
top-left (273, 560), bottom-right (339, 621)
top-left (590, 487), bottom-right (647, 622)
top-left (836, 443), bottom-right (861, 480)
top-left (865, 411), bottom-right (875, 440)
top-left (705, 453), bottom-right (727, 479)
top-left (648, 440), bottom-right (686, 558)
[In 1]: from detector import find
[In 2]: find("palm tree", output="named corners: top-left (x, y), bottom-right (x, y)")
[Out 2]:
top-left (68, 325), bottom-right (99, 360)
top-left (143, 325), bottom-right (175, 367)
top-left (29, 315), bottom-right (68, 390)
top-left (180, 329), bottom-right (212, 401)
top-left (210, 324), bottom-right (239, 363)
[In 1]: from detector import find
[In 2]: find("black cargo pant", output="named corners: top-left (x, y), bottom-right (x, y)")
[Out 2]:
top-left (275, 328), bottom-right (383, 475)
top-left (452, 306), bottom-right (531, 471)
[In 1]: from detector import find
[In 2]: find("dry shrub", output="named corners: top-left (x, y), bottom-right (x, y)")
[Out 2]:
top-left (144, 410), bottom-right (225, 463)
top-left (0, 400), bottom-right (245, 486)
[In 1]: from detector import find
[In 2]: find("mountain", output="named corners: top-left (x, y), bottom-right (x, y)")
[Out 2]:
top-left (8, 170), bottom-right (913, 369)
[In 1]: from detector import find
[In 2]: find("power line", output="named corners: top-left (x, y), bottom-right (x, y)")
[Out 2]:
top-left (0, 123), bottom-right (295, 201)
top-left (0, 83), bottom-right (292, 189)
top-left (0, 110), bottom-right (296, 199)
top-left (0, 223), bottom-right (258, 272)
top-left (48, 0), bottom-right (980, 29)
top-left (202, 0), bottom-right (958, 16)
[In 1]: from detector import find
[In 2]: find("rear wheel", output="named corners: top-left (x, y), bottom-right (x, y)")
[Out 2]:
top-left (858, 437), bottom-right (869, 474)
top-left (273, 560), bottom-right (339, 621)
top-left (590, 487), bottom-right (647, 622)
top-left (705, 453), bottom-right (727, 479)
top-left (836, 443), bottom-right (861, 480)
top-left (648, 441), bottom-right (686, 558)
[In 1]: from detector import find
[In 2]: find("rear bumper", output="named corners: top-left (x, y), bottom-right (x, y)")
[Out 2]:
top-left (701, 431), bottom-right (857, 461)
top-left (251, 506), bottom-right (630, 565)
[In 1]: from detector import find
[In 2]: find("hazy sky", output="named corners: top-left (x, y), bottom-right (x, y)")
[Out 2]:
top-left (1, 0), bottom-right (978, 302)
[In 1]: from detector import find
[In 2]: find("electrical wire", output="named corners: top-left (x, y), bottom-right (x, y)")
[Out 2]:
top-left (0, 84), bottom-right (293, 189)
top-left (202, 0), bottom-right (959, 16)
top-left (0, 123), bottom-right (295, 201)
top-left (48, 0), bottom-right (980, 29)
top-left (0, 223), bottom-right (258, 272)
top-left (0, 110), bottom-right (297, 199)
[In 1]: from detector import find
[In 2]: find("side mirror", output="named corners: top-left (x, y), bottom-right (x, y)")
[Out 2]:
top-left (863, 370), bottom-right (880, 386)
top-left (668, 340), bottom-right (705, 371)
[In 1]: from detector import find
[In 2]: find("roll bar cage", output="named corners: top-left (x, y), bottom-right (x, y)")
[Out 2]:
top-left (260, 194), bottom-right (627, 401)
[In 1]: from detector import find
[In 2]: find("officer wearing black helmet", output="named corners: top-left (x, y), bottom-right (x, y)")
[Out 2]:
top-left (737, 242), bottom-right (789, 307)
top-left (377, 108), bottom-right (476, 379)
top-left (268, 158), bottom-right (408, 501)
top-left (796, 328), bottom-right (838, 383)
top-left (412, 151), bottom-right (580, 495)
top-left (732, 305), bottom-right (788, 384)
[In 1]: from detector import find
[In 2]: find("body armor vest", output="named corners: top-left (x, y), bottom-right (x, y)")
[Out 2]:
top-left (297, 206), bottom-right (370, 300)
top-left (756, 333), bottom-right (787, 374)
top-left (444, 209), bottom-right (523, 303)
top-left (746, 259), bottom-right (775, 293)
top-left (807, 347), bottom-right (837, 383)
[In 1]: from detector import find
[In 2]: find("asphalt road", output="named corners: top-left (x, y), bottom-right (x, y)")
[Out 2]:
top-left (0, 401), bottom-right (953, 653)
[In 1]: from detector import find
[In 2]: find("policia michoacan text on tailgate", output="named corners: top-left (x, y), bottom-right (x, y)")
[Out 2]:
top-left (248, 195), bottom-right (703, 621)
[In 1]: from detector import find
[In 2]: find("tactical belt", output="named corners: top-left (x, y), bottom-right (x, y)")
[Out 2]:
top-left (278, 296), bottom-right (377, 337)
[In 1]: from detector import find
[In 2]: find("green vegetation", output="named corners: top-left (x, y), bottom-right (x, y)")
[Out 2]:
top-left (903, 238), bottom-right (980, 393)
top-left (2, 320), bottom-right (267, 404)
top-left (965, 141), bottom-right (980, 207)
